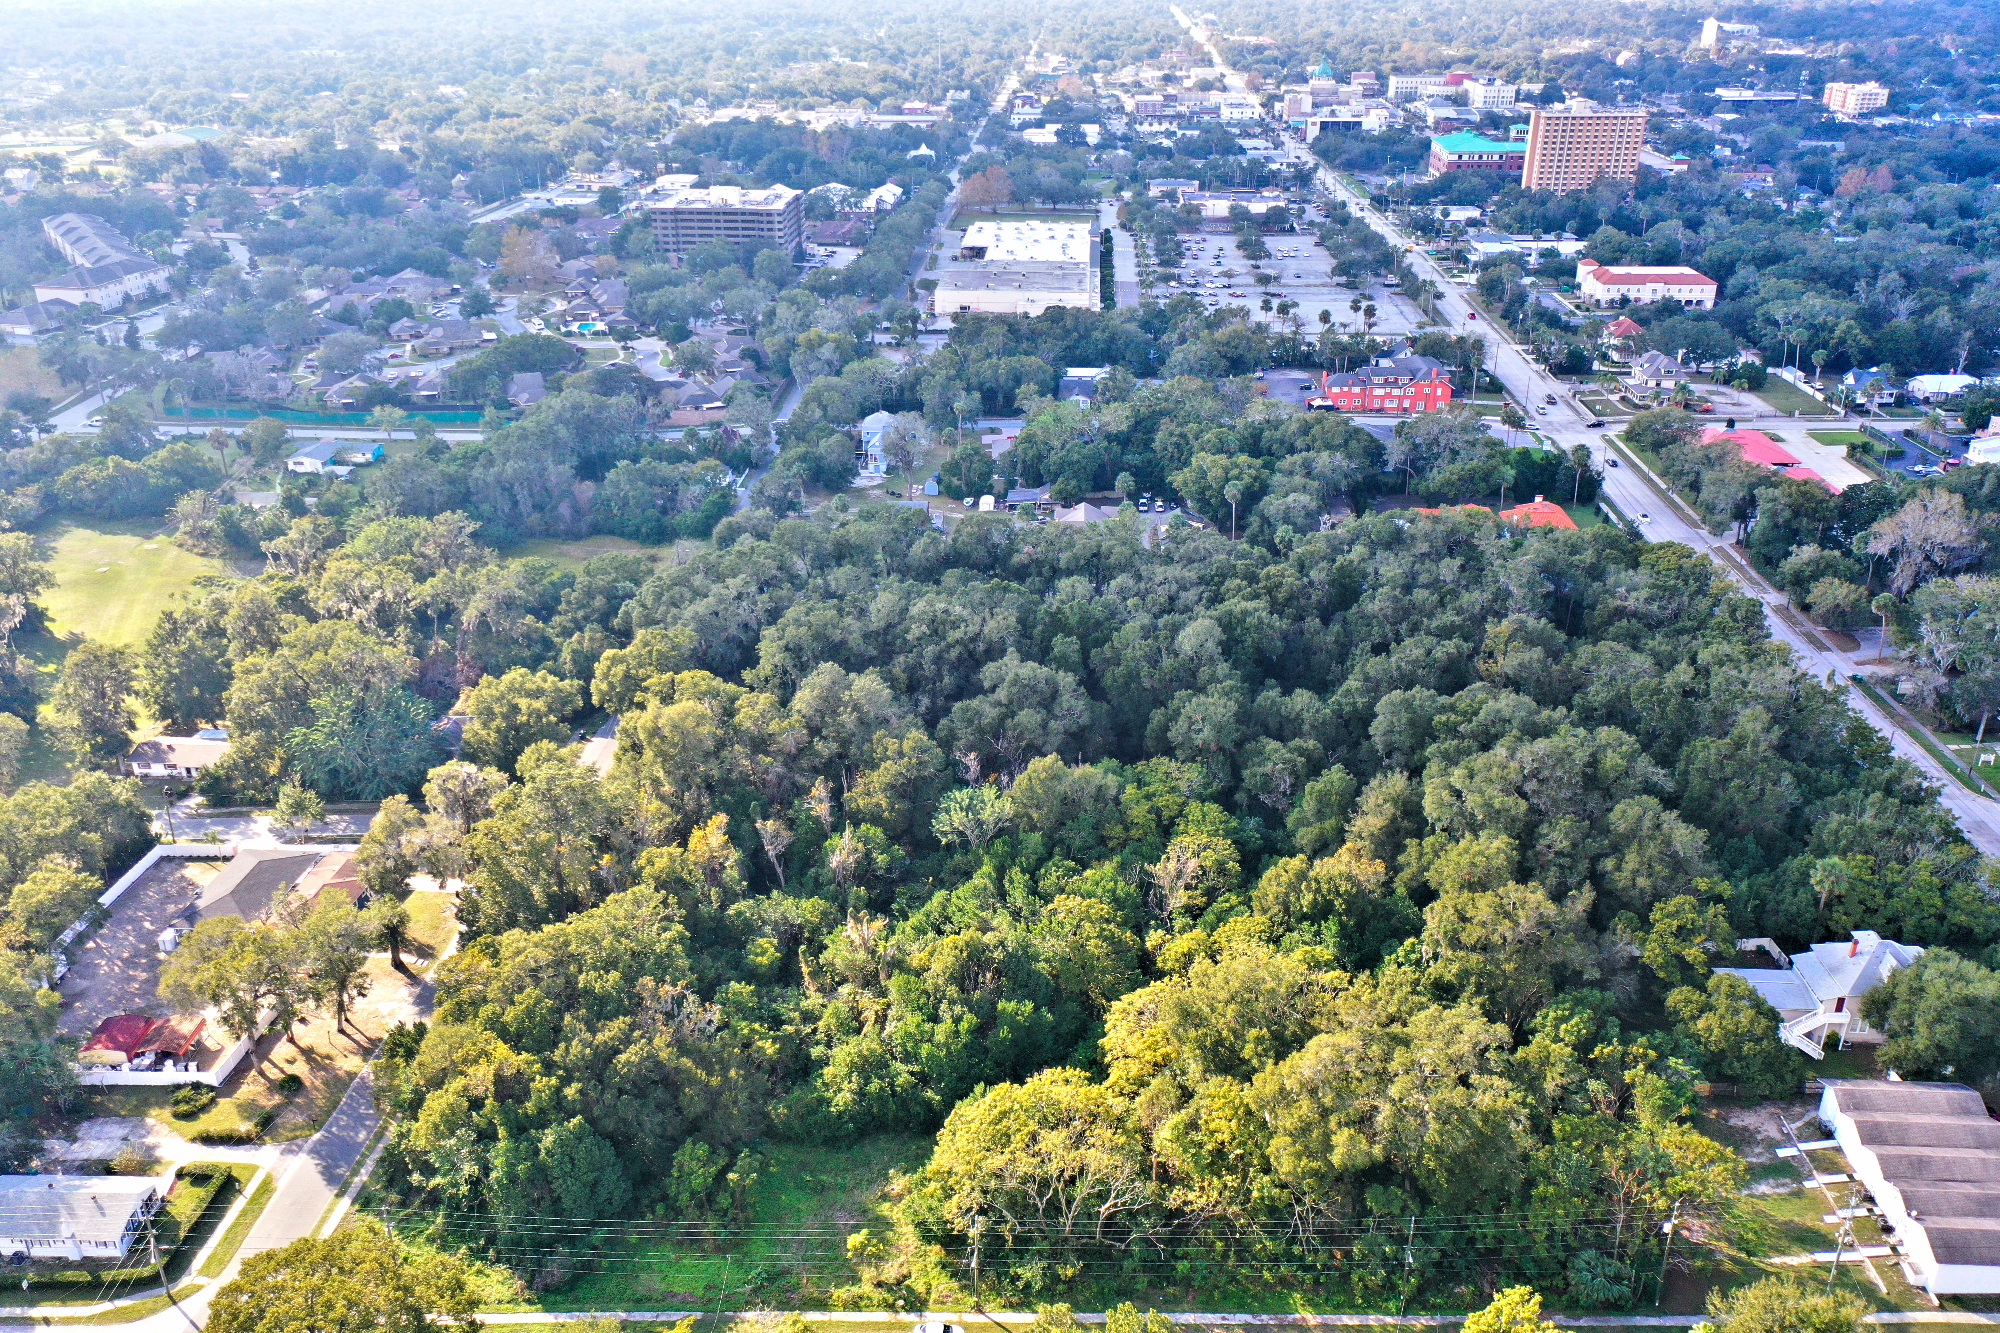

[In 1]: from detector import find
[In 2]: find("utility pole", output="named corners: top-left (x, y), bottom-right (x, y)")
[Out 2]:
top-left (970, 1214), bottom-right (985, 1311)
top-left (1397, 1214), bottom-right (1416, 1315)
top-left (1655, 1200), bottom-right (1680, 1306)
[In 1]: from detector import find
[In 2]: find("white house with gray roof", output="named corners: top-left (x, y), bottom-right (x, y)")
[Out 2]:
top-left (0, 1176), bottom-right (163, 1261)
top-left (1715, 929), bottom-right (1923, 1056)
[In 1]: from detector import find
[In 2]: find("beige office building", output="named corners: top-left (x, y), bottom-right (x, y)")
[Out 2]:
top-left (1520, 102), bottom-right (1647, 192)
top-left (1823, 81), bottom-right (1890, 115)
top-left (647, 184), bottom-right (804, 255)
top-left (932, 263), bottom-right (1094, 316)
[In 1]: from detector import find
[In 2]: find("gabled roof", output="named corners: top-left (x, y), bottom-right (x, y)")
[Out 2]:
top-left (197, 848), bottom-right (324, 922)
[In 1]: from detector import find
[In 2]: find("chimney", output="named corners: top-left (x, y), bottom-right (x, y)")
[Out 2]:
top-left (1849, 938), bottom-right (1859, 957)
top-left (1534, 495), bottom-right (1544, 503)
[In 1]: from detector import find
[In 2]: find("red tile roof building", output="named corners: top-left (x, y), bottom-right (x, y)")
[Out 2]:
top-left (1578, 262), bottom-right (1718, 309)
top-left (1308, 354), bottom-right (1454, 414)
top-left (1499, 497), bottom-right (1579, 529)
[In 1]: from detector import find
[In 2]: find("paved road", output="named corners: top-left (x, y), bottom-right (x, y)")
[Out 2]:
top-left (236, 1065), bottom-right (384, 1257)
top-left (1098, 198), bottom-right (1139, 307)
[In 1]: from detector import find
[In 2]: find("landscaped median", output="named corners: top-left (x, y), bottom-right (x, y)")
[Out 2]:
top-left (1848, 673), bottom-right (1999, 799)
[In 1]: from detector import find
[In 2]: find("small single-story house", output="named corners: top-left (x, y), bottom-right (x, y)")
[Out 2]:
top-left (1498, 497), bottom-right (1578, 530)
top-left (1819, 1080), bottom-right (2000, 1297)
top-left (1004, 483), bottom-right (1051, 511)
top-left (0, 1176), bottom-right (164, 1262)
top-left (286, 440), bottom-right (382, 474)
top-left (197, 848), bottom-right (328, 922)
top-left (1906, 373), bottom-right (1978, 402)
top-left (124, 733), bottom-right (229, 778)
top-left (1714, 929), bottom-right (1920, 1056)
top-left (291, 849), bottom-right (371, 908)
top-left (1053, 502), bottom-right (1118, 523)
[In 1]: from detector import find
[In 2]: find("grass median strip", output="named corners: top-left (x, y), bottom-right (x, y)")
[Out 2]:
top-left (200, 1172), bottom-right (276, 1279)
top-left (1850, 675), bottom-right (1997, 797)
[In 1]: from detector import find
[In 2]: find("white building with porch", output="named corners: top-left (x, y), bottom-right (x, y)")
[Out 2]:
top-left (1715, 930), bottom-right (1923, 1056)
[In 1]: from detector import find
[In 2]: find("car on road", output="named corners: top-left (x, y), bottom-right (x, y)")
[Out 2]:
top-left (85, 415), bottom-right (104, 428)
top-left (1638, 513), bottom-right (1652, 523)
top-left (1909, 464), bottom-right (1941, 477)
top-left (1535, 406), bottom-right (1548, 415)
top-left (1606, 457), bottom-right (1618, 466)
top-left (1586, 419), bottom-right (1605, 428)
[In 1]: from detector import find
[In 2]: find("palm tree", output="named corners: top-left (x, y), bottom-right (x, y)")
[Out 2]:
top-left (1811, 348), bottom-right (1829, 386)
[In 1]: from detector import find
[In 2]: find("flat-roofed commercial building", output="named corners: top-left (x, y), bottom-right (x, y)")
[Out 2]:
top-left (647, 185), bottom-right (804, 256)
top-left (1820, 1080), bottom-right (2000, 1297)
top-left (933, 263), bottom-right (1094, 316)
top-left (1520, 102), bottom-right (1647, 192)
top-left (1429, 131), bottom-right (1527, 177)
top-left (957, 220), bottom-right (1093, 263)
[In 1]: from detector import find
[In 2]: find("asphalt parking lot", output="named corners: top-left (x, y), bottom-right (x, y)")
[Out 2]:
top-left (1159, 234), bottom-right (1426, 335)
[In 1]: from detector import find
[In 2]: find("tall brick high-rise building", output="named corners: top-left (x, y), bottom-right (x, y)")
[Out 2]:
top-left (1520, 102), bottom-right (1647, 192)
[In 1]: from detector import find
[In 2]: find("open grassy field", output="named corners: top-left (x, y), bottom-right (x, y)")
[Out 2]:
top-left (504, 533), bottom-right (674, 570)
top-left (0, 346), bottom-right (66, 400)
top-left (32, 520), bottom-right (254, 649)
top-left (1806, 430), bottom-right (1871, 450)
top-left (1753, 379), bottom-right (1833, 416)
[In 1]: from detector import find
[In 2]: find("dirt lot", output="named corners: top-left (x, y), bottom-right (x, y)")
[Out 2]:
top-left (58, 855), bottom-right (226, 1035)
top-left (177, 954), bottom-right (430, 1142)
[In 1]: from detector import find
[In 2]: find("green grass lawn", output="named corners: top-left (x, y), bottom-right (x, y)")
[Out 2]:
top-left (0, 346), bottom-right (67, 400)
top-left (479, 1134), bottom-right (929, 1312)
top-left (32, 519), bottom-right (253, 648)
top-left (1807, 430), bottom-right (1871, 449)
top-left (503, 534), bottom-right (673, 570)
top-left (400, 888), bottom-right (457, 964)
top-left (1753, 379), bottom-right (1832, 416)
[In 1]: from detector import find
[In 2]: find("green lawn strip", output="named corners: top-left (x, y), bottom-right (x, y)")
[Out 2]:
top-left (1751, 379), bottom-right (1833, 416)
top-left (400, 887), bottom-right (458, 963)
top-left (501, 535), bottom-right (672, 570)
top-left (1850, 675), bottom-right (1996, 796)
top-left (199, 1172), bottom-right (277, 1278)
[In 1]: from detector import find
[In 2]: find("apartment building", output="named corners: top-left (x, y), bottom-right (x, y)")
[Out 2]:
top-left (1823, 81), bottom-right (1890, 115)
top-left (647, 184), bottom-right (804, 256)
top-left (1520, 102), bottom-right (1647, 192)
